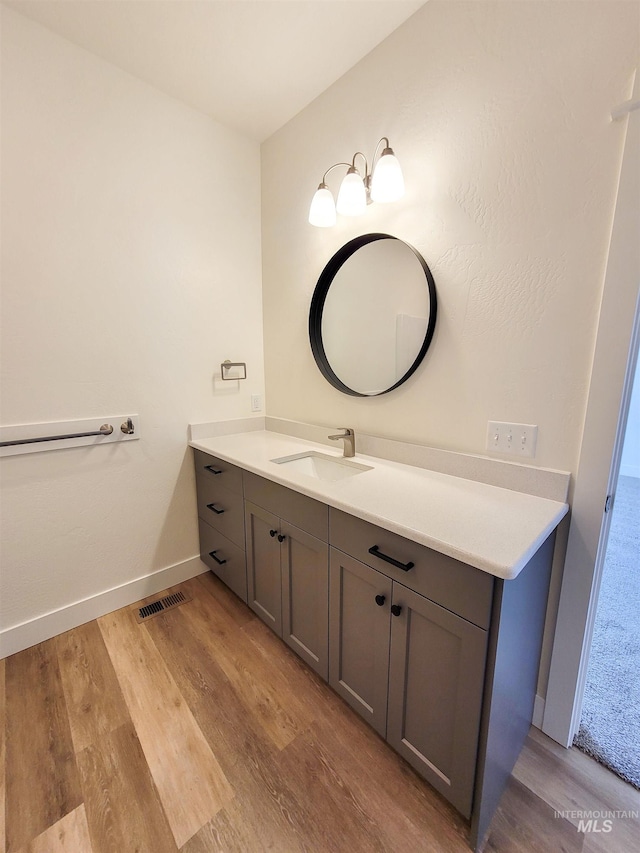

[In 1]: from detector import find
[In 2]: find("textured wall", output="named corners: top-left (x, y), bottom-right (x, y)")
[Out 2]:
top-left (261, 0), bottom-right (639, 474)
top-left (0, 8), bottom-right (264, 636)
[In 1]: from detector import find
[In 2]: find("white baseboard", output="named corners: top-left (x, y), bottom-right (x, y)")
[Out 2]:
top-left (0, 556), bottom-right (207, 659)
top-left (532, 693), bottom-right (546, 729)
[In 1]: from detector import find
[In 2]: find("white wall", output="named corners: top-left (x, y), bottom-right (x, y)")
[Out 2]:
top-left (0, 7), bottom-right (264, 652)
top-left (261, 0), bottom-right (639, 475)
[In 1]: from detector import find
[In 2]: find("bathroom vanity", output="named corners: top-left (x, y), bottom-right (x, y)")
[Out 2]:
top-left (190, 425), bottom-right (569, 850)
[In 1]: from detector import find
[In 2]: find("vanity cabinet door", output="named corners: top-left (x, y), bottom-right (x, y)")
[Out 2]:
top-left (329, 549), bottom-right (392, 737)
top-left (387, 585), bottom-right (488, 819)
top-left (281, 521), bottom-right (329, 679)
top-left (245, 501), bottom-right (282, 635)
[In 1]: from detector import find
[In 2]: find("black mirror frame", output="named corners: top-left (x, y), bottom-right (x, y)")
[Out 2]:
top-left (309, 233), bottom-right (437, 397)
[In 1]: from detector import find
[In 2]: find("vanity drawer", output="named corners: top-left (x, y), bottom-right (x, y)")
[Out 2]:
top-left (330, 508), bottom-right (493, 629)
top-left (196, 477), bottom-right (245, 549)
top-left (243, 471), bottom-right (328, 542)
top-left (198, 518), bottom-right (247, 603)
top-left (194, 449), bottom-right (243, 496)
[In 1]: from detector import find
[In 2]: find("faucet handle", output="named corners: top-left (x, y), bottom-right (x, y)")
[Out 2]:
top-left (328, 427), bottom-right (356, 457)
top-left (328, 427), bottom-right (352, 439)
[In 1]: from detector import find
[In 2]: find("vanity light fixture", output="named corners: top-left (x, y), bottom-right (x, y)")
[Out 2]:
top-left (308, 137), bottom-right (404, 227)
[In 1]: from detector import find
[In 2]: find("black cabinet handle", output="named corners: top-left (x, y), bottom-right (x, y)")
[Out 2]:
top-left (375, 594), bottom-right (386, 607)
top-left (204, 465), bottom-right (223, 475)
top-left (368, 545), bottom-right (414, 572)
top-left (269, 529), bottom-right (278, 538)
top-left (391, 604), bottom-right (402, 617)
top-left (206, 503), bottom-right (225, 515)
top-left (277, 534), bottom-right (286, 543)
top-left (208, 550), bottom-right (227, 565)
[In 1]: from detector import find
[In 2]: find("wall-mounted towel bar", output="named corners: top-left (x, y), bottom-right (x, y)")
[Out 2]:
top-left (0, 423), bottom-right (115, 448)
top-left (0, 415), bottom-right (140, 457)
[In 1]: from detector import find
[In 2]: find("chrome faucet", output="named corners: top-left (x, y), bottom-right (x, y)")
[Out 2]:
top-left (328, 427), bottom-right (356, 458)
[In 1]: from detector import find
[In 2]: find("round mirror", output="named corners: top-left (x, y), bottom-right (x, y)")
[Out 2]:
top-left (309, 233), bottom-right (437, 396)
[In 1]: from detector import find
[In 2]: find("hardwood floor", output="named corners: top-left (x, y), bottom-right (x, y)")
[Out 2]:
top-left (2, 573), bottom-right (639, 852)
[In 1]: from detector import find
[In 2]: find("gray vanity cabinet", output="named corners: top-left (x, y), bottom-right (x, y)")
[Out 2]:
top-left (193, 449), bottom-right (558, 849)
top-left (281, 520), bottom-right (329, 678)
top-left (194, 449), bottom-right (247, 602)
top-left (197, 520), bottom-right (247, 602)
top-left (387, 584), bottom-right (488, 818)
top-left (244, 473), bottom-right (329, 679)
top-left (330, 545), bottom-right (487, 818)
top-left (329, 550), bottom-right (392, 736)
top-left (245, 501), bottom-right (283, 633)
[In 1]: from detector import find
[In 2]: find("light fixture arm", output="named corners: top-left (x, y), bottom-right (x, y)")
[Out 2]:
top-left (320, 161), bottom-right (352, 185)
top-left (318, 140), bottom-right (388, 187)
top-left (351, 151), bottom-right (369, 176)
top-left (371, 137), bottom-right (390, 173)
top-left (349, 151), bottom-right (372, 201)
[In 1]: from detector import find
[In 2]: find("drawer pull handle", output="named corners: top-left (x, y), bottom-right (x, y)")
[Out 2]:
top-left (208, 550), bottom-right (227, 565)
top-left (205, 465), bottom-right (223, 475)
top-left (368, 545), bottom-right (414, 572)
top-left (391, 604), bottom-right (403, 617)
top-left (375, 594), bottom-right (386, 607)
top-left (269, 529), bottom-right (278, 538)
top-left (206, 503), bottom-right (225, 515)
top-left (277, 533), bottom-right (286, 543)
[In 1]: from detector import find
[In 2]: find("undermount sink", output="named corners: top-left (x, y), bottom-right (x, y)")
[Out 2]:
top-left (271, 451), bottom-right (373, 481)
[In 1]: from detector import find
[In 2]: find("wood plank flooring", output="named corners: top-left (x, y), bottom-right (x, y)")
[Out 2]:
top-left (2, 573), bottom-right (639, 852)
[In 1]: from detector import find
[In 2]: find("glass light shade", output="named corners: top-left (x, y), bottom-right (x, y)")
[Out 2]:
top-left (308, 184), bottom-right (336, 227)
top-left (336, 170), bottom-right (367, 216)
top-left (370, 150), bottom-right (405, 203)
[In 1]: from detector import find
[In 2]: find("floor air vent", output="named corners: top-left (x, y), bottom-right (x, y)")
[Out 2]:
top-left (136, 589), bottom-right (190, 622)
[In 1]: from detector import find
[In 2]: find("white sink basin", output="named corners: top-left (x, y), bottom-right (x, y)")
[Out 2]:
top-left (271, 451), bottom-right (373, 481)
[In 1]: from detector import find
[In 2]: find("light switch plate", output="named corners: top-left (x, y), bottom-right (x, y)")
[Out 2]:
top-left (487, 421), bottom-right (538, 458)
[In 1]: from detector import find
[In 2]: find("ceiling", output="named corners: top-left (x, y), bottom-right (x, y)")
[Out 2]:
top-left (4, 0), bottom-right (425, 141)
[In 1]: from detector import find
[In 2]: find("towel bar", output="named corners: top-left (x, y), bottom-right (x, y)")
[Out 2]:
top-left (0, 423), bottom-right (115, 448)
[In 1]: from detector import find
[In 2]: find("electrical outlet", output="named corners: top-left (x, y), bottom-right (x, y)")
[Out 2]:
top-left (487, 421), bottom-right (538, 458)
top-left (251, 393), bottom-right (262, 413)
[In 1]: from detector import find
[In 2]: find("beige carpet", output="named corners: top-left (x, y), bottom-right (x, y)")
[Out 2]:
top-left (573, 475), bottom-right (640, 789)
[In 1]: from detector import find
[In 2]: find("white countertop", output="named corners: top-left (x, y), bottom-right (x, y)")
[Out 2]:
top-left (190, 430), bottom-right (569, 581)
